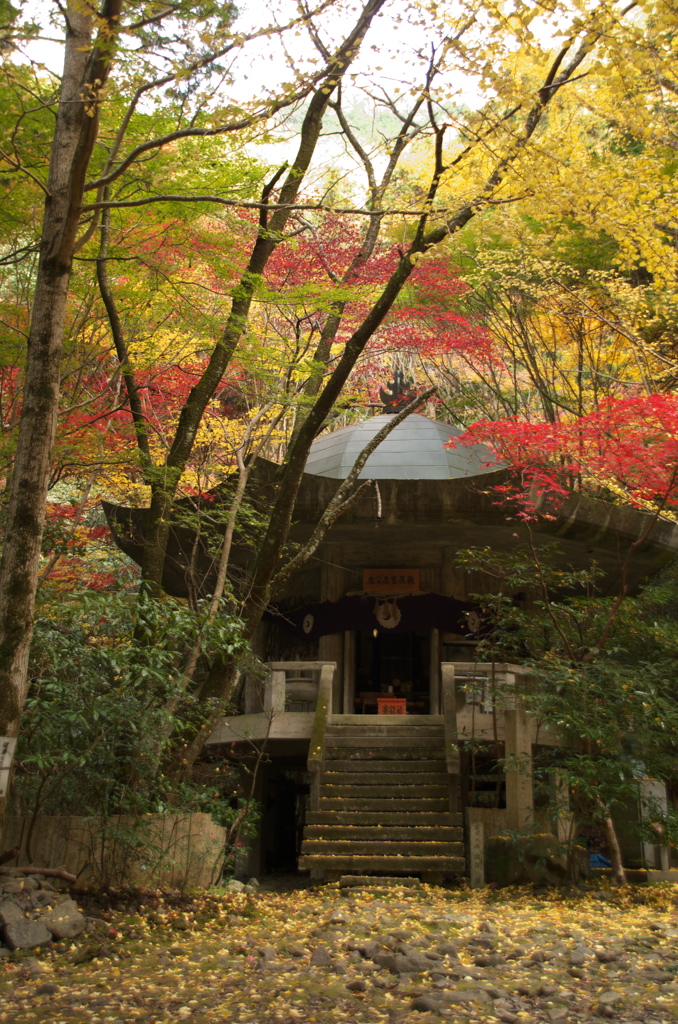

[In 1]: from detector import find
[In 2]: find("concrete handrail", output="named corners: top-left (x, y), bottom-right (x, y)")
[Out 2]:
top-left (441, 663), bottom-right (460, 775)
top-left (307, 662), bottom-right (335, 813)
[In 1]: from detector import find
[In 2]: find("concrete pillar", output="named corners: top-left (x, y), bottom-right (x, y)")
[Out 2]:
top-left (343, 631), bottom-right (356, 714)
top-left (549, 770), bottom-right (571, 844)
top-left (320, 543), bottom-right (345, 713)
top-left (504, 709), bottom-right (533, 830)
top-left (640, 779), bottom-right (669, 870)
top-left (429, 629), bottom-right (440, 714)
top-left (469, 820), bottom-right (485, 888)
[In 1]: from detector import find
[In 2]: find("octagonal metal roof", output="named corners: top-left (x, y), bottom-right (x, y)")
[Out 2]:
top-left (304, 413), bottom-right (501, 480)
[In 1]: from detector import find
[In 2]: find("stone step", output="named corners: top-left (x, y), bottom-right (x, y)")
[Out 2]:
top-left (301, 839), bottom-right (464, 857)
top-left (331, 715), bottom-right (444, 727)
top-left (324, 735), bottom-right (442, 749)
top-left (323, 759), bottom-right (447, 774)
top-left (325, 726), bottom-right (445, 739)
top-left (324, 746), bottom-right (444, 760)
top-left (304, 825), bottom-right (463, 841)
top-left (321, 772), bottom-right (447, 786)
top-left (318, 797), bottom-right (449, 812)
top-left (319, 783), bottom-right (448, 800)
top-left (306, 811), bottom-right (460, 827)
top-left (298, 854), bottom-right (466, 873)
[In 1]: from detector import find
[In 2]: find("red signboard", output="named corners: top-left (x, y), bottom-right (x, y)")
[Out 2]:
top-left (363, 569), bottom-right (420, 593)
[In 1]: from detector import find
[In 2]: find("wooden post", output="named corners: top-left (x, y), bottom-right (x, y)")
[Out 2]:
top-left (342, 630), bottom-right (356, 714)
top-left (429, 628), bottom-right (441, 714)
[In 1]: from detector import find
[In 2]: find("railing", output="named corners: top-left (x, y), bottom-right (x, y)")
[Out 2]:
top-left (264, 661), bottom-right (335, 715)
top-left (307, 663), bottom-right (335, 813)
top-left (441, 663), bottom-right (460, 814)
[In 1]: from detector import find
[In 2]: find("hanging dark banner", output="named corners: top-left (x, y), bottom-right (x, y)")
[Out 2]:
top-left (266, 592), bottom-right (479, 639)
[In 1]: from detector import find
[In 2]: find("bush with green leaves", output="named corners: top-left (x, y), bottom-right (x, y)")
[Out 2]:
top-left (13, 592), bottom-right (255, 875)
top-left (456, 544), bottom-right (678, 876)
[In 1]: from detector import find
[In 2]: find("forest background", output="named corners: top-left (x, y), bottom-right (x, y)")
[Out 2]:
top-left (0, 0), bottom-right (678, 882)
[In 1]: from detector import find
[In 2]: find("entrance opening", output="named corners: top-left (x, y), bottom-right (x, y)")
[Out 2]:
top-left (263, 766), bottom-right (310, 871)
top-left (354, 629), bottom-right (430, 713)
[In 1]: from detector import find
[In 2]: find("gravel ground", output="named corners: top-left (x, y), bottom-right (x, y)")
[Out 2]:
top-left (1, 881), bottom-right (678, 1023)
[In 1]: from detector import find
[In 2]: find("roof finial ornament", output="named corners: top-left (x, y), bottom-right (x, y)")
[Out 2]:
top-left (379, 369), bottom-right (415, 412)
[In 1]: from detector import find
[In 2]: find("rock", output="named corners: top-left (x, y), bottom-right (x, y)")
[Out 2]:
top-left (288, 944), bottom-right (307, 958)
top-left (0, 898), bottom-right (22, 927)
top-left (373, 951), bottom-right (434, 974)
top-left (242, 885), bottom-right (256, 894)
top-left (346, 979), bottom-right (367, 992)
top-left (22, 877), bottom-right (39, 892)
top-left (436, 942), bottom-right (459, 957)
top-left (410, 995), bottom-right (441, 1012)
top-left (474, 954), bottom-right (506, 967)
top-left (539, 984), bottom-right (559, 997)
top-left (0, 880), bottom-right (24, 895)
top-left (225, 879), bottom-right (245, 893)
top-left (479, 921), bottom-right (499, 935)
top-left (547, 1010), bottom-right (568, 1021)
top-left (42, 898), bottom-right (85, 940)
top-left (31, 892), bottom-right (54, 909)
top-left (598, 990), bottom-right (624, 1005)
top-left (439, 988), bottom-right (491, 1005)
top-left (35, 983), bottom-right (59, 996)
top-left (329, 911), bottom-right (348, 924)
top-left (2, 919), bottom-right (51, 950)
top-left (259, 945), bottom-right (277, 961)
top-left (595, 949), bottom-right (619, 963)
top-left (310, 945), bottom-right (332, 967)
top-left (495, 1014), bottom-right (518, 1024)
top-left (569, 947), bottom-right (588, 965)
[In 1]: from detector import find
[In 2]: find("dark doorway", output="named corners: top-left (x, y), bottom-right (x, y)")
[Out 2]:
top-left (264, 766), bottom-right (310, 871)
top-left (355, 629), bottom-right (430, 712)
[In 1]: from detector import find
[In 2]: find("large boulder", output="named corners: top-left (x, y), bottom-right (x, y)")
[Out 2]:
top-left (42, 898), bottom-right (85, 941)
top-left (0, 898), bottom-right (23, 927)
top-left (2, 918), bottom-right (52, 950)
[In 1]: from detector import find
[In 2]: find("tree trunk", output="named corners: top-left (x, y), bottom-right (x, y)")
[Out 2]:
top-left (136, 0), bottom-right (387, 594)
top-left (0, 0), bottom-right (122, 832)
top-left (598, 803), bottom-right (628, 886)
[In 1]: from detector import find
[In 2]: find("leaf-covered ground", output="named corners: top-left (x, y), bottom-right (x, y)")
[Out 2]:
top-left (2, 881), bottom-right (678, 1023)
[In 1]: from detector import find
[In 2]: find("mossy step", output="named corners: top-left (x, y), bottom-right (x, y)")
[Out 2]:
top-left (306, 811), bottom-right (458, 826)
top-left (321, 772), bottom-right (447, 786)
top-left (325, 735), bottom-right (443, 748)
top-left (298, 854), bottom-right (466, 872)
top-left (324, 746), bottom-right (445, 760)
top-left (339, 875), bottom-right (423, 889)
top-left (319, 784), bottom-right (448, 800)
top-left (304, 825), bottom-right (463, 841)
top-left (301, 840), bottom-right (465, 857)
top-left (318, 797), bottom-right (449, 812)
top-left (325, 726), bottom-right (445, 739)
top-left (323, 759), bottom-right (446, 773)
top-left (333, 715), bottom-right (444, 727)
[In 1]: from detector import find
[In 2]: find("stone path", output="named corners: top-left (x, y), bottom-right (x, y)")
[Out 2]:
top-left (1, 882), bottom-right (678, 1023)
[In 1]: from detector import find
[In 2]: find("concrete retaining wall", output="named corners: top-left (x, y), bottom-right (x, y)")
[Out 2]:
top-left (2, 813), bottom-right (225, 889)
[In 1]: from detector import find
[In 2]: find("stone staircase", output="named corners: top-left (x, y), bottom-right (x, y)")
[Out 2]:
top-left (299, 716), bottom-right (465, 880)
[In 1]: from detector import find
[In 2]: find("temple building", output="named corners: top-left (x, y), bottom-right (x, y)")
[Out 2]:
top-left (106, 404), bottom-right (678, 882)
